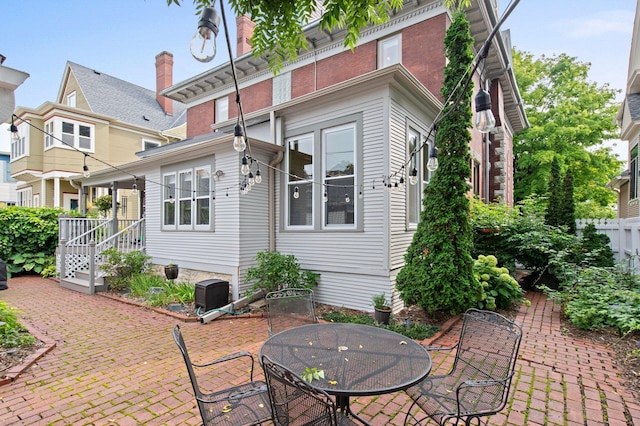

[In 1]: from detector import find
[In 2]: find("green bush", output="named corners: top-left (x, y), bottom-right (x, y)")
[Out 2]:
top-left (0, 206), bottom-right (66, 275)
top-left (99, 249), bottom-right (150, 291)
top-left (473, 255), bottom-right (526, 311)
top-left (245, 251), bottom-right (319, 294)
top-left (0, 300), bottom-right (35, 348)
top-left (320, 311), bottom-right (439, 340)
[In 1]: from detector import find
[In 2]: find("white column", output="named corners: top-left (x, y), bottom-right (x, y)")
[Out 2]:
top-left (53, 177), bottom-right (61, 207)
top-left (41, 177), bottom-right (47, 207)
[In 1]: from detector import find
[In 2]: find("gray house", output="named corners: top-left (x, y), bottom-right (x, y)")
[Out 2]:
top-left (74, 0), bottom-right (527, 311)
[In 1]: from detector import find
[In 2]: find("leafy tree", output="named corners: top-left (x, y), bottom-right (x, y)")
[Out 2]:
top-left (545, 157), bottom-right (562, 227)
top-left (396, 11), bottom-right (482, 314)
top-left (561, 169), bottom-right (576, 234)
top-left (512, 51), bottom-right (623, 211)
top-left (170, 0), bottom-right (469, 72)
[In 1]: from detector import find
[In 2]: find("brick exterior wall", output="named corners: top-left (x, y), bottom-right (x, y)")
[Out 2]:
top-left (315, 42), bottom-right (377, 90)
top-left (155, 51), bottom-right (173, 115)
top-left (186, 100), bottom-right (215, 138)
top-left (229, 79), bottom-right (273, 119)
top-left (291, 64), bottom-right (316, 99)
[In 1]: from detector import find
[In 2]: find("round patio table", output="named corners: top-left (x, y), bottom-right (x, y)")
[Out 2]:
top-left (260, 323), bottom-right (432, 423)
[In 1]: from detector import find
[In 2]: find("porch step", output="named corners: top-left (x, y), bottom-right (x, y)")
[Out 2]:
top-left (74, 270), bottom-right (105, 285)
top-left (60, 277), bottom-right (108, 295)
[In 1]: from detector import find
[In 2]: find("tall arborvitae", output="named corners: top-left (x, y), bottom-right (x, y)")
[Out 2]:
top-left (396, 11), bottom-right (482, 314)
top-left (545, 157), bottom-right (562, 227)
top-left (561, 169), bottom-right (576, 234)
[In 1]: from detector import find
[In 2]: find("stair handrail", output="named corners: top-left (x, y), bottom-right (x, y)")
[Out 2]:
top-left (65, 219), bottom-right (114, 247)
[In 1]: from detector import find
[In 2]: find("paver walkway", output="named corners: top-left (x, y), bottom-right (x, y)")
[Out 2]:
top-left (1, 276), bottom-right (639, 425)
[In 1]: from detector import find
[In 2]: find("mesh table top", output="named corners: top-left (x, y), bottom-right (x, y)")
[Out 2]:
top-left (260, 323), bottom-right (432, 397)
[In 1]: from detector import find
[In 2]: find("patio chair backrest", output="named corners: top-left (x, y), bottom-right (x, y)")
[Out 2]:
top-left (261, 354), bottom-right (338, 426)
top-left (266, 288), bottom-right (317, 335)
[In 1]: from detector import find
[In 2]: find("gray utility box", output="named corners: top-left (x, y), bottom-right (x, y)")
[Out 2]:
top-left (195, 279), bottom-right (229, 312)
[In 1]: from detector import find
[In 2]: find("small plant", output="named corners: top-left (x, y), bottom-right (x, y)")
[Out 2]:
top-left (301, 367), bottom-right (325, 383)
top-left (99, 249), bottom-right (150, 292)
top-left (0, 300), bottom-right (35, 348)
top-left (372, 293), bottom-right (390, 310)
top-left (245, 251), bottom-right (319, 294)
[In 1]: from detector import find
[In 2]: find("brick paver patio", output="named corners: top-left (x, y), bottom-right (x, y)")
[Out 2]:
top-left (1, 276), bottom-right (639, 425)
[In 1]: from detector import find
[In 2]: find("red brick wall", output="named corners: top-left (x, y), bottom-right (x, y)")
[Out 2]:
top-left (401, 14), bottom-right (447, 101)
top-left (186, 100), bottom-right (215, 138)
top-left (316, 42), bottom-right (377, 90)
top-left (229, 79), bottom-right (272, 119)
top-left (292, 64), bottom-right (316, 98)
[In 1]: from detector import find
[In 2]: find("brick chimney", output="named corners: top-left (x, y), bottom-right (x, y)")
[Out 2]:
top-left (155, 51), bottom-right (173, 115)
top-left (236, 15), bottom-right (255, 56)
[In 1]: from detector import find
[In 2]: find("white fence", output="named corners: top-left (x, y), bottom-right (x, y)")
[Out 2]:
top-left (576, 218), bottom-right (640, 269)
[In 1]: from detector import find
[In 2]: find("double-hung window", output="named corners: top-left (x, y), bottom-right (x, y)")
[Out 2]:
top-left (285, 116), bottom-right (361, 231)
top-left (162, 161), bottom-right (213, 231)
top-left (378, 34), bottom-right (401, 68)
top-left (17, 188), bottom-right (32, 207)
top-left (44, 117), bottom-right (94, 152)
top-left (407, 125), bottom-right (434, 228)
top-left (631, 145), bottom-right (638, 200)
top-left (10, 123), bottom-right (28, 160)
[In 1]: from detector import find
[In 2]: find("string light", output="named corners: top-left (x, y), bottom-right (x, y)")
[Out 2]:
top-left (323, 192), bottom-right (328, 203)
top-left (83, 155), bottom-right (90, 178)
top-left (345, 193), bottom-right (350, 203)
top-left (132, 178), bottom-right (138, 195)
top-left (241, 156), bottom-right (250, 175)
top-left (255, 169), bottom-right (262, 184)
top-left (293, 186), bottom-right (300, 199)
top-left (233, 122), bottom-right (246, 152)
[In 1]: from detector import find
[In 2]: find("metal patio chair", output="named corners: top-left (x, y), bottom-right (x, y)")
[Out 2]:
top-left (404, 309), bottom-right (523, 426)
top-left (172, 324), bottom-right (271, 426)
top-left (266, 288), bottom-right (317, 336)
top-left (261, 354), bottom-right (363, 426)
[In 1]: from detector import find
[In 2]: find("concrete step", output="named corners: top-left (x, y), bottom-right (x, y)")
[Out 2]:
top-left (60, 277), bottom-right (108, 295)
top-left (74, 270), bottom-right (105, 285)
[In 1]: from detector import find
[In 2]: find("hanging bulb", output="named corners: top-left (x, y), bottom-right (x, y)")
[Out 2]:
top-left (427, 146), bottom-right (439, 172)
top-left (255, 169), bottom-right (262, 184)
top-left (323, 192), bottom-right (328, 202)
top-left (248, 172), bottom-right (255, 186)
top-left (190, 7), bottom-right (220, 63)
top-left (358, 189), bottom-right (363, 199)
top-left (241, 156), bottom-right (250, 175)
top-left (345, 193), bottom-right (350, 203)
top-left (10, 123), bottom-right (20, 143)
top-left (83, 164), bottom-right (90, 178)
top-left (409, 168), bottom-right (418, 185)
top-left (169, 195), bottom-right (175, 204)
top-left (399, 176), bottom-right (405, 190)
top-left (293, 186), bottom-right (300, 199)
top-left (233, 123), bottom-right (246, 152)
top-left (131, 182), bottom-right (138, 195)
top-left (474, 89), bottom-right (496, 133)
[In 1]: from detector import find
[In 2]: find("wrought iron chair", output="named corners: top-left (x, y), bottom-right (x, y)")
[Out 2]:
top-left (261, 354), bottom-right (363, 426)
top-left (266, 288), bottom-right (317, 336)
top-left (172, 325), bottom-right (271, 426)
top-left (404, 309), bottom-right (523, 426)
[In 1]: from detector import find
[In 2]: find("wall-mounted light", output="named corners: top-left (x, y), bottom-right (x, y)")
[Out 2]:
top-left (190, 7), bottom-right (220, 63)
top-left (213, 169), bottom-right (224, 181)
top-left (474, 88), bottom-right (496, 133)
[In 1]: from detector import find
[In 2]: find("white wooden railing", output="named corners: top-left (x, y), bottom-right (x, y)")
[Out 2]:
top-left (576, 218), bottom-right (640, 272)
top-left (58, 217), bottom-right (145, 279)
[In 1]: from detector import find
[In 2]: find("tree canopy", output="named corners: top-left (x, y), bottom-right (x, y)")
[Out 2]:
top-left (169, 0), bottom-right (470, 72)
top-left (513, 50), bottom-right (623, 209)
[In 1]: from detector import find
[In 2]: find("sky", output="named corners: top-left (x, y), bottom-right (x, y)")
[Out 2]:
top-left (0, 0), bottom-right (636, 158)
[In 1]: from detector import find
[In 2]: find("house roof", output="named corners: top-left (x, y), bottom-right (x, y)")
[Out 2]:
top-left (628, 92), bottom-right (640, 121)
top-left (63, 61), bottom-right (186, 131)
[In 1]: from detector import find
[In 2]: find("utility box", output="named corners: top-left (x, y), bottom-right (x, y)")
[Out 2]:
top-left (0, 258), bottom-right (7, 290)
top-left (195, 279), bottom-right (229, 312)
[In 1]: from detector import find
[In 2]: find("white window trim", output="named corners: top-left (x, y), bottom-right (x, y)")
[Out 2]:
top-left (11, 122), bottom-right (29, 160)
top-left (285, 132), bottom-right (315, 231)
top-left (44, 120), bottom-right (55, 150)
top-left (162, 162), bottom-right (214, 232)
top-left (406, 123), bottom-right (433, 229)
top-left (378, 34), bottom-right (402, 69)
top-left (67, 91), bottom-right (76, 107)
top-left (194, 166), bottom-right (212, 231)
top-left (162, 172), bottom-right (177, 230)
top-left (215, 97), bottom-right (229, 123)
top-left (142, 139), bottom-right (161, 151)
top-left (17, 187), bottom-right (32, 207)
top-left (44, 117), bottom-right (95, 152)
top-left (177, 168), bottom-right (193, 231)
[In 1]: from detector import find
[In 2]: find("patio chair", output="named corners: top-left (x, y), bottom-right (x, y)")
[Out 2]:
top-left (266, 288), bottom-right (317, 336)
top-left (404, 309), bottom-right (523, 426)
top-left (261, 354), bottom-right (363, 426)
top-left (171, 324), bottom-right (271, 426)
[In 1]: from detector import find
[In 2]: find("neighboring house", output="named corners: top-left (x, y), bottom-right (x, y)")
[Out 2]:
top-left (78, 0), bottom-right (528, 310)
top-left (613, 0), bottom-right (640, 218)
top-left (0, 151), bottom-right (16, 206)
top-left (9, 52), bottom-right (186, 216)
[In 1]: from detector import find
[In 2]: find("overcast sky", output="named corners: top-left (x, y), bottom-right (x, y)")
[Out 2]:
top-left (1, 0), bottom-right (636, 158)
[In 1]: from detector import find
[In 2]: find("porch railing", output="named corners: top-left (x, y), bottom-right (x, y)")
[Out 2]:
top-left (58, 217), bottom-right (145, 279)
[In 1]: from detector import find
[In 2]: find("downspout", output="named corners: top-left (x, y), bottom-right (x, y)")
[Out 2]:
top-left (484, 79), bottom-right (491, 203)
top-left (269, 111), bottom-right (284, 251)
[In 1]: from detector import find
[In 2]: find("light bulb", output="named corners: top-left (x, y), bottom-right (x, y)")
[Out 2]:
top-left (83, 164), bottom-right (90, 178)
top-left (233, 123), bottom-right (246, 152)
top-left (248, 172), bottom-right (255, 186)
top-left (241, 156), bottom-right (250, 175)
top-left (323, 192), bottom-right (328, 202)
top-left (345, 193), bottom-right (350, 203)
top-left (131, 183), bottom-right (138, 195)
top-left (409, 168), bottom-right (418, 185)
top-left (358, 190), bottom-right (363, 199)
top-left (190, 7), bottom-right (220, 63)
top-left (255, 169), bottom-right (262, 184)
top-left (399, 176), bottom-right (405, 190)
top-left (427, 146), bottom-right (439, 172)
top-left (293, 186), bottom-right (300, 199)
top-left (474, 89), bottom-right (496, 133)
top-left (10, 124), bottom-right (20, 143)
top-left (169, 195), bottom-right (175, 204)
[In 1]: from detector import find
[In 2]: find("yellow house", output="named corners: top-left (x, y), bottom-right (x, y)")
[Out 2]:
top-left (10, 52), bottom-right (185, 219)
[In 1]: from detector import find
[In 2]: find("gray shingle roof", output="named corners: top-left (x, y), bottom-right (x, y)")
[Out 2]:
top-left (68, 61), bottom-right (186, 131)
top-left (629, 93), bottom-right (640, 121)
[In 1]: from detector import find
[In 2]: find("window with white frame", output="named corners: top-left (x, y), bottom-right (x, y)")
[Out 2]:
top-left (33, 194), bottom-right (40, 207)
top-left (11, 123), bottom-right (29, 160)
top-left (215, 97), bottom-right (229, 123)
top-left (407, 125), bottom-right (434, 227)
top-left (143, 139), bottom-right (161, 150)
top-left (162, 161), bottom-right (213, 231)
top-left (378, 34), bottom-right (401, 68)
top-left (45, 117), bottom-right (94, 152)
top-left (120, 196), bottom-right (128, 216)
top-left (285, 116), bottom-right (361, 230)
top-left (67, 91), bottom-right (76, 107)
top-left (17, 188), bottom-right (32, 207)
top-left (631, 145), bottom-right (638, 200)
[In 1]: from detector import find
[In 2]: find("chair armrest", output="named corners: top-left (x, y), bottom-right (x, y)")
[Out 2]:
top-left (192, 351), bottom-right (257, 380)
